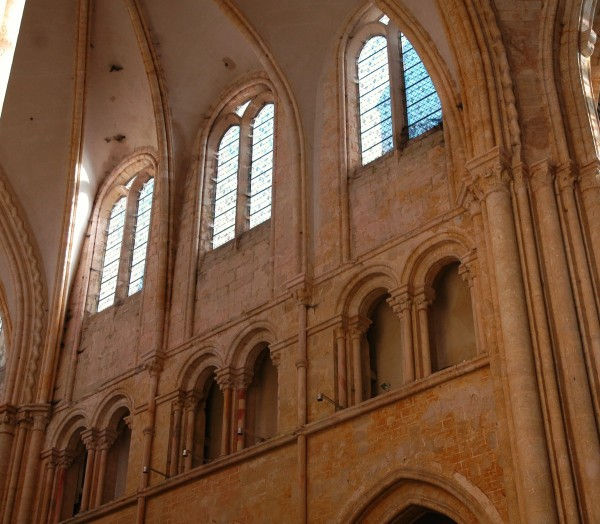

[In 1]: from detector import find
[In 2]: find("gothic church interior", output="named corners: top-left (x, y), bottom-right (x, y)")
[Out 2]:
top-left (1, 0), bottom-right (600, 522)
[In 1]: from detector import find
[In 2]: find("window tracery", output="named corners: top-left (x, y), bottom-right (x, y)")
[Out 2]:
top-left (351, 11), bottom-right (443, 166)
top-left (204, 85), bottom-right (275, 250)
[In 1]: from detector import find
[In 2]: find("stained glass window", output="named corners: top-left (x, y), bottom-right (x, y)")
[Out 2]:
top-left (249, 104), bottom-right (274, 228)
top-left (98, 197), bottom-right (127, 312)
top-left (400, 33), bottom-right (442, 138)
top-left (358, 36), bottom-right (393, 165)
top-left (128, 178), bottom-right (154, 295)
top-left (213, 126), bottom-right (240, 248)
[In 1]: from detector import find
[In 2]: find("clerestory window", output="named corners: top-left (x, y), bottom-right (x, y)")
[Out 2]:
top-left (95, 173), bottom-right (155, 313)
top-left (206, 89), bottom-right (275, 250)
top-left (352, 12), bottom-right (443, 166)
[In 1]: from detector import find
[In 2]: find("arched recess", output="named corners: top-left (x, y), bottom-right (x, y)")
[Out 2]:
top-left (337, 467), bottom-right (504, 524)
top-left (61, 150), bottom-right (158, 402)
top-left (227, 321), bottom-right (279, 369)
top-left (213, 0), bottom-right (308, 279)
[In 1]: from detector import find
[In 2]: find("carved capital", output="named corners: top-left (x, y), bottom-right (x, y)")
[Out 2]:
top-left (578, 160), bottom-right (600, 193)
top-left (97, 429), bottom-right (118, 450)
top-left (348, 315), bottom-right (371, 338)
top-left (528, 159), bottom-right (555, 192)
top-left (41, 448), bottom-right (60, 468)
top-left (233, 369), bottom-right (253, 389)
top-left (0, 404), bottom-right (17, 430)
top-left (58, 450), bottom-right (77, 470)
top-left (556, 162), bottom-right (577, 191)
top-left (215, 368), bottom-right (235, 390)
top-left (81, 428), bottom-right (98, 451)
top-left (466, 147), bottom-right (512, 201)
top-left (387, 287), bottom-right (412, 317)
top-left (414, 287), bottom-right (435, 310)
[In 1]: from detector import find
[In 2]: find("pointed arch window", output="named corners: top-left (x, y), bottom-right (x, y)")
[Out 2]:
top-left (93, 172), bottom-right (156, 313)
top-left (204, 87), bottom-right (276, 251)
top-left (352, 12), bottom-right (443, 166)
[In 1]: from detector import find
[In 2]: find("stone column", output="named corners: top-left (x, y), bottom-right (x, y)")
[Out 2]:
top-left (168, 395), bottom-right (184, 476)
top-left (216, 367), bottom-right (234, 457)
top-left (388, 288), bottom-right (414, 384)
top-left (466, 148), bottom-right (558, 522)
top-left (414, 287), bottom-right (434, 378)
top-left (182, 393), bottom-right (197, 471)
top-left (37, 449), bottom-right (58, 524)
top-left (16, 405), bottom-right (50, 523)
top-left (577, 159), bottom-right (600, 283)
top-left (348, 316), bottom-right (371, 405)
top-left (334, 324), bottom-right (348, 408)
top-left (2, 410), bottom-right (30, 524)
top-left (233, 371), bottom-right (251, 452)
top-left (79, 428), bottom-right (97, 513)
top-left (0, 404), bottom-right (16, 503)
top-left (458, 255), bottom-right (485, 355)
top-left (92, 429), bottom-right (117, 508)
top-left (51, 451), bottom-right (74, 524)
top-left (530, 160), bottom-right (600, 520)
top-left (557, 163), bottom-right (600, 418)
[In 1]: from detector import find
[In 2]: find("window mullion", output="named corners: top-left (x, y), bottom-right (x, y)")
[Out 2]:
top-left (386, 23), bottom-right (406, 149)
top-left (236, 120), bottom-right (252, 235)
top-left (115, 188), bottom-right (138, 302)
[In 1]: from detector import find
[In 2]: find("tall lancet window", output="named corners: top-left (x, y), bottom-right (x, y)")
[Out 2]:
top-left (128, 178), bottom-right (154, 295)
top-left (249, 104), bottom-right (274, 228)
top-left (358, 36), bottom-right (393, 165)
top-left (98, 197), bottom-right (127, 312)
top-left (213, 126), bottom-right (241, 249)
top-left (350, 11), bottom-right (443, 166)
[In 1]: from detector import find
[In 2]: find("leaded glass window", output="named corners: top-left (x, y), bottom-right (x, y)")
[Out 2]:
top-left (98, 197), bottom-right (126, 312)
top-left (213, 126), bottom-right (241, 248)
top-left (400, 33), bottom-right (442, 139)
top-left (249, 104), bottom-right (274, 228)
top-left (358, 36), bottom-right (393, 165)
top-left (128, 178), bottom-right (154, 295)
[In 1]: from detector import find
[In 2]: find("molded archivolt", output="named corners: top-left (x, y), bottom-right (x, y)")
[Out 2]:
top-left (338, 466), bottom-right (504, 524)
top-left (0, 166), bottom-right (46, 406)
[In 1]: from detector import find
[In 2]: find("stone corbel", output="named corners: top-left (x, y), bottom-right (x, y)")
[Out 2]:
top-left (269, 341), bottom-right (286, 369)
